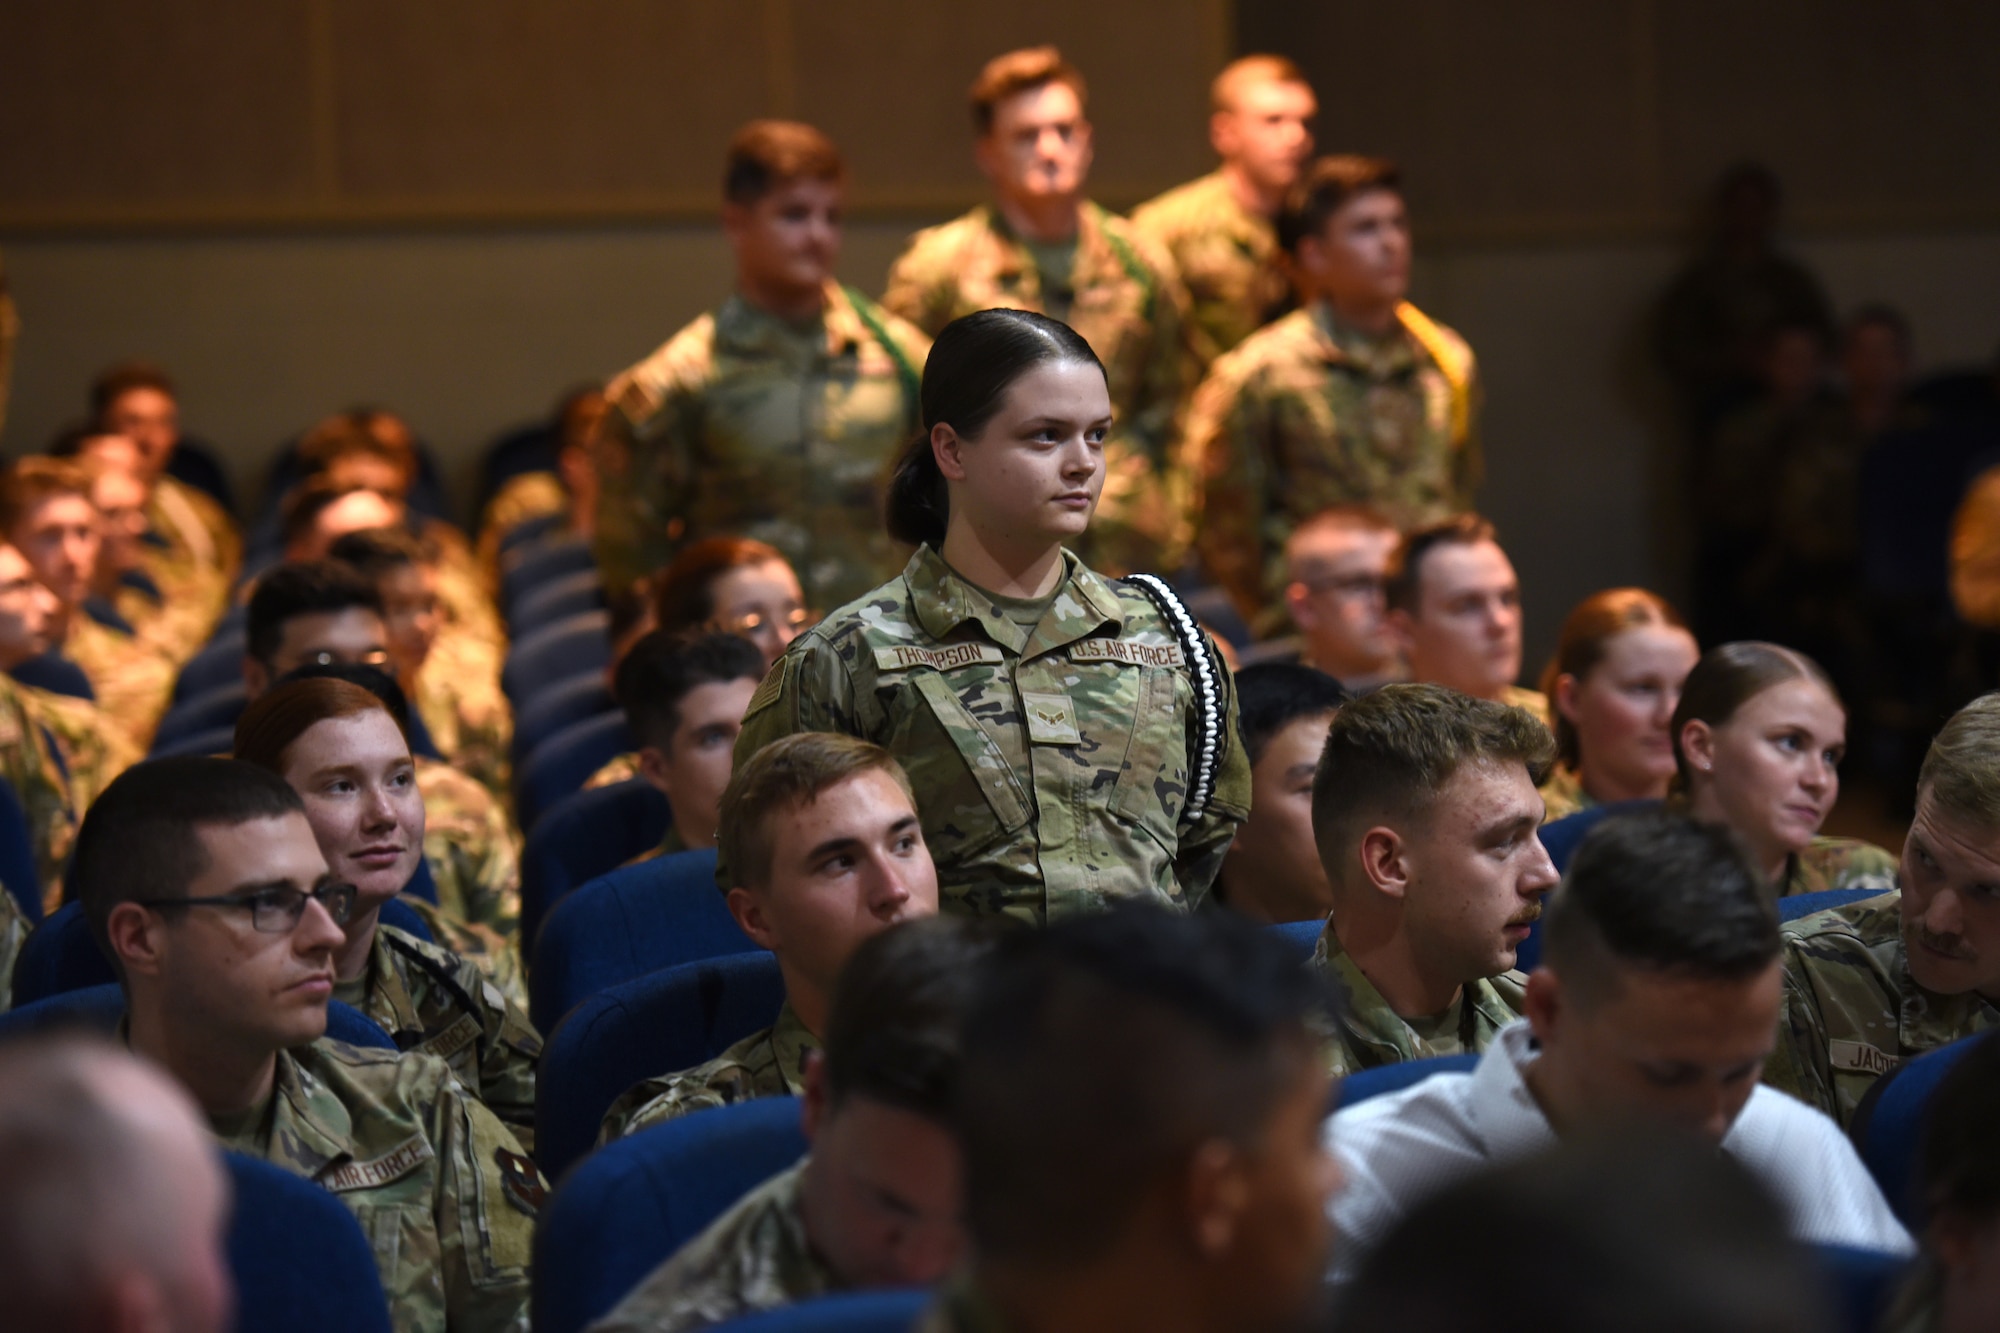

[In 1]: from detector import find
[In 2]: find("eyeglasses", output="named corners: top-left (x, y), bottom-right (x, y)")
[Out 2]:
top-left (1296, 574), bottom-right (1386, 602)
top-left (299, 649), bottom-right (392, 669)
top-left (136, 882), bottom-right (358, 933)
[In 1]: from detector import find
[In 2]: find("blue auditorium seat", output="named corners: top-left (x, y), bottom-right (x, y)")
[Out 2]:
top-left (512, 672), bottom-right (616, 765)
top-left (149, 723), bottom-right (237, 759)
top-left (1852, 1030), bottom-right (1993, 1228)
top-left (1777, 888), bottom-right (1892, 923)
top-left (503, 610), bottom-right (612, 704)
top-left (10, 651), bottom-right (95, 700)
top-left (1334, 1052), bottom-right (1480, 1110)
top-left (0, 775), bottom-right (43, 923)
top-left (0, 982), bottom-right (395, 1050)
top-left (502, 538), bottom-right (597, 618)
top-left (533, 1096), bottom-right (809, 1333)
top-left (501, 511), bottom-right (566, 557)
top-left (1267, 918), bottom-right (1323, 962)
top-left (150, 681), bottom-right (248, 753)
top-left (717, 1292), bottom-right (932, 1333)
top-left (1515, 800), bottom-right (1662, 971)
top-left (171, 630), bottom-right (249, 704)
top-left (536, 951), bottom-right (787, 1184)
top-left (510, 569), bottom-right (604, 637)
top-left (520, 780), bottom-right (671, 946)
top-left (515, 710), bottom-right (635, 833)
top-left (1812, 1244), bottom-right (1914, 1333)
top-left (225, 1152), bottom-right (393, 1332)
top-left (530, 848), bottom-right (762, 1033)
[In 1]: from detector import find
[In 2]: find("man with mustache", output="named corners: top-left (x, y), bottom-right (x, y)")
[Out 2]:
top-left (1765, 693), bottom-right (2000, 1127)
top-left (1308, 682), bottom-right (1559, 1074)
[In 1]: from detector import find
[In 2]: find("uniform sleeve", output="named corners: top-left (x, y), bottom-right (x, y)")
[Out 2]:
top-left (1762, 945), bottom-right (1839, 1122)
top-left (592, 366), bottom-right (701, 601)
top-left (433, 1085), bottom-right (538, 1333)
top-left (0, 886), bottom-right (26, 1014)
top-left (466, 964), bottom-right (542, 1151)
top-left (1453, 351), bottom-right (1485, 507)
top-left (1183, 363), bottom-right (1271, 625)
top-left (1173, 631), bottom-right (1252, 908)
top-left (880, 240), bottom-right (955, 339)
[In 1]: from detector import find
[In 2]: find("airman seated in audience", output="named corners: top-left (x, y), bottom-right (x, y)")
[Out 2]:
top-left (90, 361), bottom-right (242, 592)
top-left (234, 676), bottom-right (541, 1146)
top-left (244, 562), bottom-right (521, 940)
top-left (330, 527), bottom-right (512, 800)
top-left (0, 1036), bottom-right (233, 1333)
top-left (1385, 514), bottom-right (1548, 725)
top-left (76, 757), bottom-right (540, 1333)
top-left (615, 630), bottom-right (767, 862)
top-left (1888, 1031), bottom-right (2000, 1333)
top-left (1325, 809), bottom-right (1911, 1283)
top-left (920, 903), bottom-right (1340, 1333)
top-left (1213, 663), bottom-right (1347, 925)
top-left (1280, 505), bottom-right (1403, 688)
top-left (598, 731), bottom-right (939, 1144)
top-left (1309, 683), bottom-right (1558, 1074)
top-left (476, 384), bottom-right (607, 577)
top-left (1672, 640), bottom-right (1897, 903)
top-left (1766, 693), bottom-right (2000, 1126)
top-left (68, 430), bottom-right (219, 660)
top-left (1537, 587), bottom-right (1698, 822)
top-left (589, 916), bottom-right (994, 1333)
top-left (0, 458), bottom-right (178, 744)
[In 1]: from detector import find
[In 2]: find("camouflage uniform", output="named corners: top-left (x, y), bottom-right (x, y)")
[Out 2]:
top-left (425, 521), bottom-right (508, 660)
top-left (1764, 891), bottom-right (1996, 1129)
top-left (477, 471), bottom-right (569, 581)
top-left (595, 281), bottom-right (928, 610)
top-left (415, 633), bottom-right (513, 800)
top-left (0, 673), bottom-right (85, 909)
top-left (213, 1039), bottom-right (539, 1333)
top-left (65, 614), bottom-right (178, 748)
top-left (400, 896), bottom-right (527, 1016)
top-left (585, 752), bottom-right (643, 791)
top-left (598, 1002), bottom-right (815, 1146)
top-left (147, 475), bottom-right (241, 608)
top-left (1781, 837), bottom-right (1899, 901)
top-left (1312, 928), bottom-right (1527, 1077)
top-left (881, 203), bottom-right (1194, 573)
top-left (1130, 171), bottom-right (1295, 377)
top-left (336, 921), bottom-right (543, 1151)
top-left (0, 884), bottom-right (26, 1013)
top-left (1537, 765), bottom-right (1594, 824)
top-left (585, 1159), bottom-right (835, 1333)
top-left (1181, 301), bottom-right (1480, 621)
top-left (417, 757), bottom-right (523, 943)
top-left (113, 568), bottom-right (216, 665)
top-left (733, 546), bottom-right (1252, 925)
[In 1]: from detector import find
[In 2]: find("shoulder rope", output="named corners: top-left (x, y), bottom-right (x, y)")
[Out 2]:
top-left (1092, 206), bottom-right (1158, 325)
top-left (1395, 301), bottom-right (1473, 448)
top-left (842, 285), bottom-right (922, 434)
top-left (382, 929), bottom-right (487, 1044)
top-left (1119, 573), bottom-right (1221, 823)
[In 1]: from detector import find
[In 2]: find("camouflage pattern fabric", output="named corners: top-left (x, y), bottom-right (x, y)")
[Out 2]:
top-left (1130, 171), bottom-right (1295, 378)
top-left (477, 470), bottom-right (569, 582)
top-left (214, 1040), bottom-right (539, 1333)
top-left (1782, 837), bottom-right (1899, 901)
top-left (881, 202), bottom-right (1193, 573)
top-left (113, 569), bottom-right (218, 665)
top-left (584, 1160), bottom-right (836, 1333)
top-left (426, 520), bottom-right (508, 660)
top-left (1312, 926), bottom-right (1527, 1077)
top-left (0, 883), bottom-right (25, 1013)
top-left (1537, 764), bottom-right (1594, 824)
top-left (66, 614), bottom-right (177, 748)
top-left (400, 895), bottom-right (526, 1015)
top-left (338, 922), bottom-right (542, 1151)
top-left (415, 633), bottom-right (513, 800)
top-left (585, 751), bottom-right (642, 791)
top-left (598, 1003), bottom-right (815, 1146)
top-left (731, 545), bottom-right (1251, 925)
top-left (593, 281), bottom-right (928, 609)
top-left (148, 475), bottom-right (241, 605)
top-left (0, 673), bottom-right (84, 909)
top-left (1764, 891), bottom-right (1997, 1129)
top-left (417, 757), bottom-right (522, 944)
top-left (1181, 301), bottom-right (1480, 621)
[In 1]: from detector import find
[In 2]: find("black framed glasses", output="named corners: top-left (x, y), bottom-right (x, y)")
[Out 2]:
top-left (135, 882), bottom-right (358, 933)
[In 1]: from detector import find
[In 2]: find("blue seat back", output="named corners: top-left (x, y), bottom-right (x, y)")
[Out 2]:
top-left (150, 724), bottom-right (238, 760)
top-left (165, 440), bottom-right (238, 514)
top-left (501, 511), bottom-right (565, 557)
top-left (1853, 1030), bottom-right (1992, 1228)
top-left (515, 710), bottom-right (635, 833)
top-left (1335, 1052), bottom-right (1480, 1110)
top-left (151, 682), bottom-right (248, 754)
top-left (530, 848), bottom-right (762, 1033)
top-left (716, 1291), bottom-right (932, 1333)
top-left (503, 610), bottom-right (612, 704)
top-left (479, 422), bottom-right (560, 513)
top-left (510, 570), bottom-right (605, 637)
top-left (501, 538), bottom-right (596, 617)
top-left (1778, 888), bottom-right (1891, 923)
top-left (533, 1096), bottom-right (809, 1333)
top-left (536, 951), bottom-right (787, 1184)
top-left (513, 673), bottom-right (617, 765)
top-left (172, 631), bottom-right (249, 704)
top-left (0, 982), bottom-right (395, 1050)
top-left (521, 780), bottom-right (672, 946)
top-left (381, 893), bottom-right (437, 940)
top-left (10, 652), bottom-right (96, 700)
top-left (225, 1152), bottom-right (394, 1332)
top-left (1267, 918), bottom-right (1323, 962)
top-left (0, 775), bottom-right (43, 923)
top-left (1515, 800), bottom-right (1663, 971)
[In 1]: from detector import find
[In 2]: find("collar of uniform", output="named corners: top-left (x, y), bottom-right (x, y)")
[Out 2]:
top-left (713, 284), bottom-right (844, 363)
top-left (976, 201), bottom-right (1125, 296)
top-left (268, 1046), bottom-right (359, 1179)
top-left (361, 925), bottom-right (426, 1044)
top-left (1307, 300), bottom-right (1420, 377)
top-left (1317, 931), bottom-right (1470, 1067)
top-left (901, 545), bottom-right (1124, 655)
top-left (770, 1001), bottom-right (817, 1095)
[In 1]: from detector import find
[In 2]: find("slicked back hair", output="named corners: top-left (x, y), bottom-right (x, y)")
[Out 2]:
top-left (1383, 513), bottom-right (1498, 615)
top-left (723, 120), bottom-right (844, 207)
top-left (823, 916), bottom-right (1000, 1123)
top-left (1311, 682), bottom-right (1555, 886)
top-left (1541, 810), bottom-right (1779, 1008)
top-left (616, 629), bottom-right (767, 753)
top-left (74, 758), bottom-right (307, 981)
top-left (1670, 641), bottom-right (1836, 789)
top-left (968, 46), bottom-right (1088, 136)
top-left (1210, 53), bottom-right (1309, 114)
top-left (956, 902), bottom-right (1337, 1268)
top-left (721, 732), bottom-right (915, 892)
top-left (1917, 692), bottom-right (2000, 836)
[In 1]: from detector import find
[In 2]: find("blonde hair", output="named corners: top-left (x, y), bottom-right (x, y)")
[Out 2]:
top-left (1210, 54), bottom-right (1308, 113)
top-left (722, 732), bottom-right (916, 891)
top-left (1920, 693), bottom-right (2000, 831)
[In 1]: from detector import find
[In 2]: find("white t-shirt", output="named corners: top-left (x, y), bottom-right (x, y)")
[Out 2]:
top-left (1325, 1021), bottom-right (1914, 1283)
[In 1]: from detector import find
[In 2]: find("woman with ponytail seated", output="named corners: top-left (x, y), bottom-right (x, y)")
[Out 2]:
top-left (730, 308), bottom-right (1252, 925)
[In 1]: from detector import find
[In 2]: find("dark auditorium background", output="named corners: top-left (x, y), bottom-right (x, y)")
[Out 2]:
top-left (4, 0), bottom-right (1999, 670)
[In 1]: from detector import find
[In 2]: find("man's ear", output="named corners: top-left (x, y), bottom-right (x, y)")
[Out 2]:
top-left (1182, 1138), bottom-right (1250, 1260)
top-left (1523, 966), bottom-right (1563, 1044)
top-left (799, 1050), bottom-right (829, 1144)
top-left (105, 902), bottom-right (166, 982)
top-left (1357, 826), bottom-right (1410, 900)
top-left (1680, 719), bottom-right (1715, 777)
top-left (726, 886), bottom-right (779, 952)
top-left (635, 745), bottom-right (673, 796)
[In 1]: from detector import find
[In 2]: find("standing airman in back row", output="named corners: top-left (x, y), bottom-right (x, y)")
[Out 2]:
top-left (883, 47), bottom-right (1191, 575)
top-left (1131, 55), bottom-right (1318, 379)
top-left (1184, 155), bottom-right (1481, 625)
top-left (596, 120), bottom-right (930, 613)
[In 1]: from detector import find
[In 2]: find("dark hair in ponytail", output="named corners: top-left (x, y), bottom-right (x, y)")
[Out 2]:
top-left (885, 309), bottom-right (1105, 549)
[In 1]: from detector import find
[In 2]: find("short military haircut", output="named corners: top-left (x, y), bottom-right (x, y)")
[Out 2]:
top-left (89, 360), bottom-right (176, 418)
top-left (1287, 502), bottom-right (1397, 554)
top-left (1917, 693), bottom-right (2000, 835)
top-left (1210, 53), bottom-right (1309, 113)
top-left (296, 408), bottom-right (418, 480)
top-left (1335, 1130), bottom-right (1825, 1333)
top-left (958, 903), bottom-right (1335, 1267)
top-left (1540, 810), bottom-right (1779, 1008)
top-left (327, 525), bottom-right (433, 579)
top-left (720, 732), bottom-right (915, 892)
top-left (722, 120), bottom-right (844, 207)
top-left (823, 915), bottom-right (999, 1124)
top-left (245, 560), bottom-right (383, 666)
top-left (968, 45), bottom-right (1088, 135)
top-left (616, 629), bottom-right (766, 753)
top-left (1383, 512), bottom-right (1499, 614)
top-left (74, 758), bottom-right (307, 978)
top-left (1235, 662), bottom-right (1348, 767)
top-left (1311, 682), bottom-right (1554, 875)
top-left (0, 457), bottom-right (94, 535)
top-left (1918, 1031), bottom-right (2000, 1228)
top-left (1278, 153), bottom-right (1402, 255)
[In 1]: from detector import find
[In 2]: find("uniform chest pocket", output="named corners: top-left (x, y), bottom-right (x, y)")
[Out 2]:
top-left (881, 669), bottom-right (1032, 860)
top-left (1100, 665), bottom-right (1193, 831)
